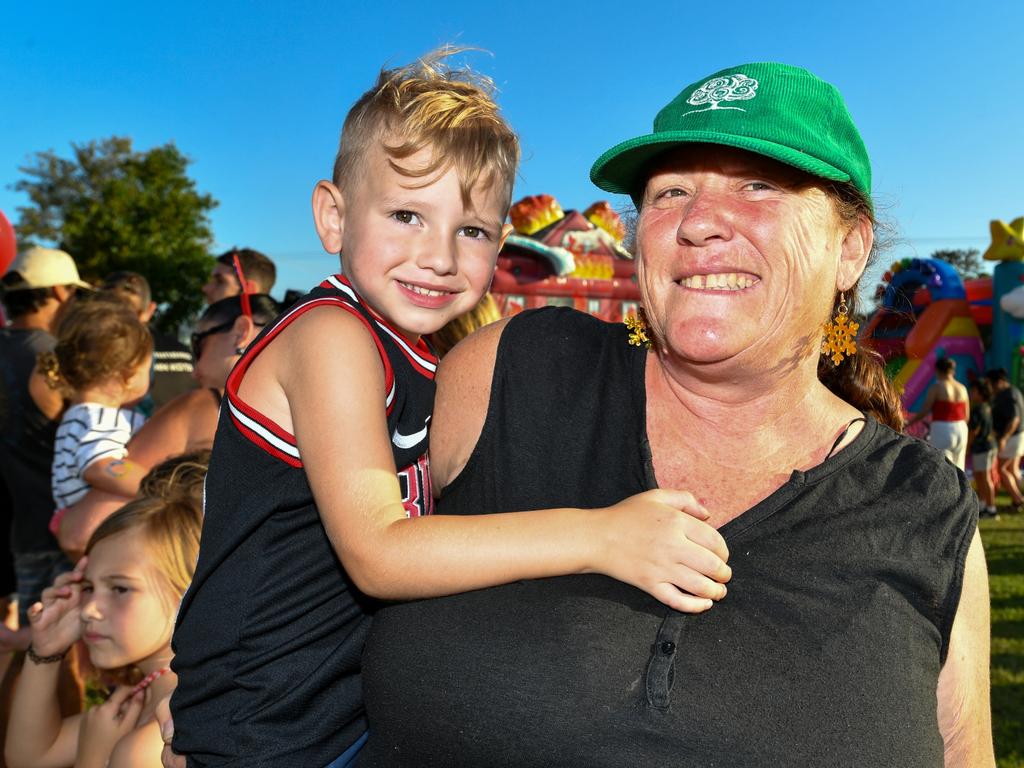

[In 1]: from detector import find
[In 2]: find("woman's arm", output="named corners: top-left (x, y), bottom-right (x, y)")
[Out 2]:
top-left (907, 383), bottom-right (938, 427)
top-left (279, 310), bottom-right (729, 613)
top-left (936, 530), bottom-right (994, 766)
top-left (126, 388), bottom-right (219, 469)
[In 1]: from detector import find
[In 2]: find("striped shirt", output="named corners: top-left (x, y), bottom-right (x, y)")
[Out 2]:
top-left (51, 403), bottom-right (146, 509)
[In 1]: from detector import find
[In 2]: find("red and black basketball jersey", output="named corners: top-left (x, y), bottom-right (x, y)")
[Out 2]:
top-left (169, 274), bottom-right (437, 767)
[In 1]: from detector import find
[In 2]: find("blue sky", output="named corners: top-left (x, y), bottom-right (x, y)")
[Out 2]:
top-left (2, 0), bottom-right (1021, 301)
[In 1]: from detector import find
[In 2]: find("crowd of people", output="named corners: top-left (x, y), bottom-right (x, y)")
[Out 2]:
top-left (0, 48), bottom-right (997, 767)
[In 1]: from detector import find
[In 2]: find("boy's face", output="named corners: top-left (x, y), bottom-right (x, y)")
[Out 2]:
top-left (319, 142), bottom-right (510, 343)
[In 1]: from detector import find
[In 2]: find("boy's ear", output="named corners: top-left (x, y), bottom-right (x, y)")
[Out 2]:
top-left (312, 181), bottom-right (346, 253)
top-left (836, 213), bottom-right (874, 292)
top-left (498, 223), bottom-right (514, 251)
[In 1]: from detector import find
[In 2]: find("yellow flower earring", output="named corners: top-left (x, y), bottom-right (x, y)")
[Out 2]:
top-left (624, 308), bottom-right (652, 349)
top-left (821, 293), bottom-right (859, 366)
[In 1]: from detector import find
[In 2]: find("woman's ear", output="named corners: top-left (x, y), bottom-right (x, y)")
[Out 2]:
top-left (836, 214), bottom-right (874, 292)
top-left (312, 181), bottom-right (346, 253)
top-left (232, 315), bottom-right (257, 350)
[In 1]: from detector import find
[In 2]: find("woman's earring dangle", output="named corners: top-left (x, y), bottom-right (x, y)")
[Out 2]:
top-left (624, 307), bottom-right (652, 349)
top-left (821, 292), bottom-right (858, 366)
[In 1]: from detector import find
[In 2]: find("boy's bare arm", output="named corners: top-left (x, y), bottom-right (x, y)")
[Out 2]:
top-left (276, 309), bottom-right (729, 612)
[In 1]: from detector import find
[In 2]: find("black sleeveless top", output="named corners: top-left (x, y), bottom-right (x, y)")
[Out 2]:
top-left (170, 275), bottom-right (437, 767)
top-left (360, 307), bottom-right (977, 767)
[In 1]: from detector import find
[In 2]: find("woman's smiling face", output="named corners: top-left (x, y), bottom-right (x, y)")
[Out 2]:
top-left (636, 145), bottom-right (854, 370)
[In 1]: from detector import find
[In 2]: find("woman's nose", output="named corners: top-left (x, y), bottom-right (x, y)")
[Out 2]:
top-left (675, 192), bottom-right (733, 247)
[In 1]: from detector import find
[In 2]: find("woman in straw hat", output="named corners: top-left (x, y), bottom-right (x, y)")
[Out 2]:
top-left (357, 63), bottom-right (992, 766)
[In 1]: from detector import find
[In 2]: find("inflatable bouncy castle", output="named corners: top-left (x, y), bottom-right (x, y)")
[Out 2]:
top-left (984, 217), bottom-right (1024, 384)
top-left (861, 258), bottom-right (984, 413)
top-left (490, 195), bottom-right (640, 321)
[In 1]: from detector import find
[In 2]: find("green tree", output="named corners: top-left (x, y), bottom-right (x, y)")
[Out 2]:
top-left (13, 137), bottom-right (217, 332)
top-left (930, 248), bottom-right (986, 280)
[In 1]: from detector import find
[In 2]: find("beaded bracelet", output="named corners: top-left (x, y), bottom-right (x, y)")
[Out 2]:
top-left (26, 644), bottom-right (69, 664)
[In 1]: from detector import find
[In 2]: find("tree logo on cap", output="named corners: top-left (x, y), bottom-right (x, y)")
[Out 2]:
top-left (684, 74), bottom-right (758, 114)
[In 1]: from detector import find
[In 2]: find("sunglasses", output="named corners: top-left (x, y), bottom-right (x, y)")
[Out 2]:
top-left (190, 319), bottom-right (235, 360)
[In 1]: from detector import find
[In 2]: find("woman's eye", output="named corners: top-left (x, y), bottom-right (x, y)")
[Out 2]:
top-left (745, 181), bottom-right (774, 192)
top-left (392, 211), bottom-right (420, 225)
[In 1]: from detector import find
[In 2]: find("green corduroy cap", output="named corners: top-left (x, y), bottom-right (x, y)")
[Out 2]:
top-left (590, 62), bottom-right (871, 207)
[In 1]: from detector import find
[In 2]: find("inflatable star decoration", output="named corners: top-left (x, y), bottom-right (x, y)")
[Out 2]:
top-left (822, 313), bottom-right (859, 365)
top-left (983, 217), bottom-right (1024, 261)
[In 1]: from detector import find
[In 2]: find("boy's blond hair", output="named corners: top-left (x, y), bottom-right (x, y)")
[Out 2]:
top-left (333, 46), bottom-right (520, 209)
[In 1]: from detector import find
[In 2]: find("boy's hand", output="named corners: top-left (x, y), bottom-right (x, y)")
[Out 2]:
top-left (156, 695), bottom-right (187, 768)
top-left (27, 557), bottom-right (88, 656)
top-left (76, 686), bottom-right (145, 768)
top-left (595, 489), bottom-right (731, 613)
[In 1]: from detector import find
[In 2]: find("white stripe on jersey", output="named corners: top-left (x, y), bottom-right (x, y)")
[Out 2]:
top-left (325, 275), bottom-right (437, 374)
top-left (227, 399), bottom-right (301, 459)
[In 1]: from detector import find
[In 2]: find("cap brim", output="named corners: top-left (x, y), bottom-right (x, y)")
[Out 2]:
top-left (590, 130), bottom-right (852, 200)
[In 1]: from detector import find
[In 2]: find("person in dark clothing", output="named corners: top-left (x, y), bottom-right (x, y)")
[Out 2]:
top-left (0, 247), bottom-right (89, 641)
top-left (358, 62), bottom-right (993, 766)
top-left (969, 378), bottom-right (998, 517)
top-left (985, 367), bottom-right (1024, 508)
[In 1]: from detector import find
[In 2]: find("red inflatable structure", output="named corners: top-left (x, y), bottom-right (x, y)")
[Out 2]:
top-left (491, 195), bottom-right (640, 321)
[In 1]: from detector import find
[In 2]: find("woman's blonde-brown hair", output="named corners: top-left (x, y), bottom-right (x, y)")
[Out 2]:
top-left (333, 46), bottom-right (520, 210)
top-left (38, 295), bottom-right (153, 396)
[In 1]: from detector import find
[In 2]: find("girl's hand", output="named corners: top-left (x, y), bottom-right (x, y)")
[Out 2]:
top-left (595, 489), bottom-right (732, 614)
top-left (26, 557), bottom-right (88, 656)
top-left (76, 686), bottom-right (145, 768)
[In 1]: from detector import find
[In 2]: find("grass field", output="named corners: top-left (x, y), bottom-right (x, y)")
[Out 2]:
top-left (982, 502), bottom-right (1024, 768)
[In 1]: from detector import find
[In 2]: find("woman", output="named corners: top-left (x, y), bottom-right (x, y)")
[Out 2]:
top-left (359, 63), bottom-right (992, 765)
top-left (56, 295), bottom-right (277, 558)
top-left (909, 357), bottom-right (970, 470)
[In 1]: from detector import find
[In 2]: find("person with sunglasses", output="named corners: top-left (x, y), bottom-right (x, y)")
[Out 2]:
top-left (53, 295), bottom-right (278, 559)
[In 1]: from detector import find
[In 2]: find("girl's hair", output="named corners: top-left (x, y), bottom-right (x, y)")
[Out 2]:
top-left (85, 469), bottom-right (204, 603)
top-left (201, 293), bottom-right (279, 328)
top-left (428, 293), bottom-right (502, 357)
top-left (816, 181), bottom-right (904, 431)
top-left (138, 449), bottom-right (211, 510)
top-left (38, 295), bottom-right (153, 395)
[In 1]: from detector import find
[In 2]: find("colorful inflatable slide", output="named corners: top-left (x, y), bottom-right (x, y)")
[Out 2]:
top-left (861, 258), bottom-right (984, 412)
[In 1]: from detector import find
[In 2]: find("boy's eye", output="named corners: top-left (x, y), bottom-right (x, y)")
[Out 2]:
top-left (392, 210), bottom-right (421, 225)
top-left (460, 226), bottom-right (490, 240)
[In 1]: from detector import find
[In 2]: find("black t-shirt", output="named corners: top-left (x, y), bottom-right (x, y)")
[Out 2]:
top-left (991, 385), bottom-right (1024, 436)
top-left (360, 307), bottom-right (977, 768)
top-left (148, 330), bottom-right (197, 412)
top-left (0, 327), bottom-right (61, 553)
top-left (969, 402), bottom-right (995, 454)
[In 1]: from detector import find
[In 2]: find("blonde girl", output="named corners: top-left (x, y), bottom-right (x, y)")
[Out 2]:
top-left (6, 490), bottom-right (201, 768)
top-left (40, 297), bottom-right (153, 540)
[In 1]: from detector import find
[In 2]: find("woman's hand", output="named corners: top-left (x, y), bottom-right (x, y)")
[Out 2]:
top-left (75, 686), bottom-right (145, 768)
top-left (26, 557), bottom-right (88, 656)
top-left (595, 489), bottom-right (732, 613)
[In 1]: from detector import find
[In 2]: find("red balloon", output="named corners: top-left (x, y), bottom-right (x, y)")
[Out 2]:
top-left (0, 210), bottom-right (16, 274)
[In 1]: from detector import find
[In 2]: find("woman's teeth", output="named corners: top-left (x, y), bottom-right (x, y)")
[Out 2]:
top-left (680, 273), bottom-right (756, 290)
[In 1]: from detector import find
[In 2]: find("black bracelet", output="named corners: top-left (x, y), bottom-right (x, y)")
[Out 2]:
top-left (26, 644), bottom-right (69, 664)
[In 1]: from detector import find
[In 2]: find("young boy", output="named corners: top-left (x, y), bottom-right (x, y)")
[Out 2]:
top-left (169, 49), bottom-right (730, 767)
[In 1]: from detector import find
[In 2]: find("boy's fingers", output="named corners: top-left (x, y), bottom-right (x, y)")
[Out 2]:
top-left (156, 695), bottom-right (174, 742)
top-left (651, 583), bottom-right (714, 614)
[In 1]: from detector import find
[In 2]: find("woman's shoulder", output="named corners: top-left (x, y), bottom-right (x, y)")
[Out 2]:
top-left (502, 307), bottom-right (629, 360)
